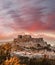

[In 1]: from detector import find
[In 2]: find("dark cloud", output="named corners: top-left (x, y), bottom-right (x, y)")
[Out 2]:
top-left (0, 0), bottom-right (55, 32)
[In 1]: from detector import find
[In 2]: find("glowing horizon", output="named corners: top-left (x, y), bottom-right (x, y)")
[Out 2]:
top-left (0, 31), bottom-right (55, 40)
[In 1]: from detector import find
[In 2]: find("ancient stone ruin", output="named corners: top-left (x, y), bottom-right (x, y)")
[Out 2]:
top-left (13, 35), bottom-right (52, 51)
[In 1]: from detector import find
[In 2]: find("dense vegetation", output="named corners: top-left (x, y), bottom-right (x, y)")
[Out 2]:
top-left (0, 43), bottom-right (26, 65)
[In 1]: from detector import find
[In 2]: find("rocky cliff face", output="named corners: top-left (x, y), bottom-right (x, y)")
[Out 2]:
top-left (11, 35), bottom-right (55, 58)
top-left (11, 35), bottom-right (55, 65)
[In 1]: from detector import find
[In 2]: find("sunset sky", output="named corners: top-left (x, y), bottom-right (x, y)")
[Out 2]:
top-left (0, 0), bottom-right (55, 40)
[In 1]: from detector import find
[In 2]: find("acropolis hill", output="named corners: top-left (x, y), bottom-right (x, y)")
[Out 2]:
top-left (0, 35), bottom-right (55, 65)
top-left (11, 35), bottom-right (55, 60)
